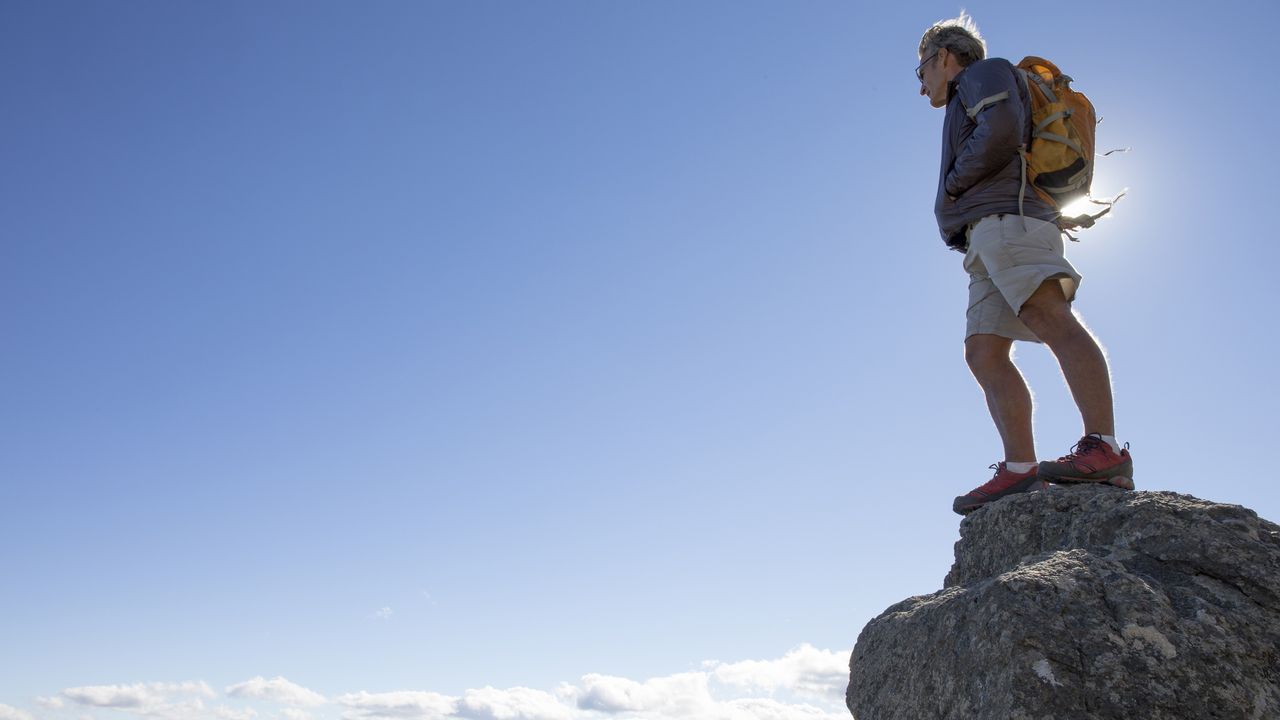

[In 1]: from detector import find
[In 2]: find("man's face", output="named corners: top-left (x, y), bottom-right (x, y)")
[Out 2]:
top-left (917, 47), bottom-right (949, 108)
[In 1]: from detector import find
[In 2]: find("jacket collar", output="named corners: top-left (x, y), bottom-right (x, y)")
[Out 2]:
top-left (945, 64), bottom-right (970, 104)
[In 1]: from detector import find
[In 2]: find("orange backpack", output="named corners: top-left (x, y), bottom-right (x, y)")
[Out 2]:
top-left (1017, 56), bottom-right (1119, 230)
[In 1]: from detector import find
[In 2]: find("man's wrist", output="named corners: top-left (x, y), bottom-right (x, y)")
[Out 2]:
top-left (944, 174), bottom-right (962, 199)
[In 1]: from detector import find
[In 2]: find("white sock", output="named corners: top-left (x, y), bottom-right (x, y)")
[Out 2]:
top-left (1097, 434), bottom-right (1122, 454)
top-left (1006, 461), bottom-right (1038, 473)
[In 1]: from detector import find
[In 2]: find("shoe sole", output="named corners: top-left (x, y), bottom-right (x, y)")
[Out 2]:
top-left (1039, 459), bottom-right (1135, 491)
top-left (1044, 474), bottom-right (1135, 491)
top-left (953, 477), bottom-right (1050, 515)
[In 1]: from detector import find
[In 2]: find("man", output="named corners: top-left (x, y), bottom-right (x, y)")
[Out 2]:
top-left (915, 13), bottom-right (1134, 515)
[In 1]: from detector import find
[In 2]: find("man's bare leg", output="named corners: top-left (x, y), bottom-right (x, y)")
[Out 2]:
top-left (1017, 280), bottom-right (1115, 437)
top-left (964, 333), bottom-right (1036, 462)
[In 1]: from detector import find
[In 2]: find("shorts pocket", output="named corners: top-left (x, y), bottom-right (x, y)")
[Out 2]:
top-left (1002, 217), bottom-right (1060, 251)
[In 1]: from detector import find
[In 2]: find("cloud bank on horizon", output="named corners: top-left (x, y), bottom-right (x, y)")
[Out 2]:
top-left (4, 645), bottom-right (848, 720)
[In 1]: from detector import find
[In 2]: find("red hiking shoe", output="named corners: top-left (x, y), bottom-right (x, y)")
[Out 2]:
top-left (1037, 434), bottom-right (1135, 490)
top-left (952, 462), bottom-right (1049, 515)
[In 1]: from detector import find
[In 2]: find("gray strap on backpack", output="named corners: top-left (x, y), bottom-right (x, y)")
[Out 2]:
top-left (1017, 145), bottom-right (1030, 232)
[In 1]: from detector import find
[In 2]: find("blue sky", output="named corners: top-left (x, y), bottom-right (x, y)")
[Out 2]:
top-left (3, 2), bottom-right (1278, 720)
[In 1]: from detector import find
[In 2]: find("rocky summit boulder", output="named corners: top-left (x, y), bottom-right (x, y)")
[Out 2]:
top-left (846, 486), bottom-right (1280, 720)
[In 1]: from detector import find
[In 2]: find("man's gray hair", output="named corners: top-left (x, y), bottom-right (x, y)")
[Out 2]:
top-left (918, 11), bottom-right (987, 67)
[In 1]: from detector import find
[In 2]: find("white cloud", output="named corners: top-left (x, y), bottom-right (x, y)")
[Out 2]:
top-left (455, 687), bottom-right (570, 720)
top-left (334, 691), bottom-right (457, 720)
top-left (718, 698), bottom-right (846, 720)
top-left (371, 608), bottom-right (393, 620)
top-left (0, 704), bottom-right (34, 720)
top-left (226, 677), bottom-right (326, 707)
top-left (711, 644), bottom-right (848, 700)
top-left (36, 697), bottom-right (65, 710)
top-left (573, 672), bottom-right (714, 716)
top-left (63, 682), bottom-right (214, 709)
top-left (61, 682), bottom-right (217, 720)
top-left (64, 686), bottom-right (143, 710)
top-left (45, 645), bottom-right (851, 720)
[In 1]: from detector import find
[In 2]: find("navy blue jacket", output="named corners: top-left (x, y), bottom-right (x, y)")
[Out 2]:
top-left (934, 58), bottom-right (1057, 250)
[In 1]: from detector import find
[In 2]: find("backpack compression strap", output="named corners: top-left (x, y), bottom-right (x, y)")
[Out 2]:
top-left (1059, 191), bottom-right (1127, 233)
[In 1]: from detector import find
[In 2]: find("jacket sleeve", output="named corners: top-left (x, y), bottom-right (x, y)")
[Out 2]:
top-left (944, 64), bottom-right (1024, 198)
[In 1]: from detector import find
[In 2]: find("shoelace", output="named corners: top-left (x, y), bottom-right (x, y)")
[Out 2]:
top-left (1056, 434), bottom-right (1123, 463)
top-left (1061, 435), bottom-right (1104, 461)
top-left (975, 463), bottom-right (1018, 493)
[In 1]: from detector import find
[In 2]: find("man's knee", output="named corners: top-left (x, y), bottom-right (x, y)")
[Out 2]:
top-left (1018, 280), bottom-right (1074, 333)
top-left (965, 334), bottom-right (1013, 377)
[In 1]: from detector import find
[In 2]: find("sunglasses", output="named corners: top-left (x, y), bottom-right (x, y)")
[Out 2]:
top-left (915, 52), bottom-right (938, 81)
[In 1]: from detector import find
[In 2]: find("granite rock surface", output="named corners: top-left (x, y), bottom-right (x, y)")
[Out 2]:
top-left (846, 485), bottom-right (1280, 720)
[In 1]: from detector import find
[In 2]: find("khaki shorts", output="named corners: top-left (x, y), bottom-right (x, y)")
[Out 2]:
top-left (963, 214), bottom-right (1082, 342)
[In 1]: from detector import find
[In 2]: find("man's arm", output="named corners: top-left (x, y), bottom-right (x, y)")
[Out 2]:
top-left (944, 66), bottom-right (1023, 198)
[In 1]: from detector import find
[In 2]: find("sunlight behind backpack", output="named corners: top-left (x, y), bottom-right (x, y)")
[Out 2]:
top-left (1017, 56), bottom-right (1123, 232)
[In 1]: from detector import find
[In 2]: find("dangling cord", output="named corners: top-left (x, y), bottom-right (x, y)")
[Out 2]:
top-left (1017, 144), bottom-right (1030, 232)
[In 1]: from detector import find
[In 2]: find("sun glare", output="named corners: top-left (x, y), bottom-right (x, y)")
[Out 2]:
top-left (1058, 197), bottom-right (1097, 219)
top-left (1058, 167), bottom-right (1127, 220)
